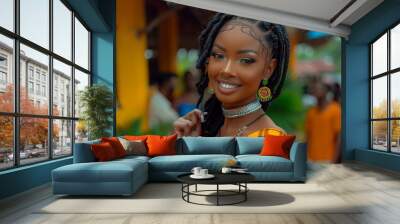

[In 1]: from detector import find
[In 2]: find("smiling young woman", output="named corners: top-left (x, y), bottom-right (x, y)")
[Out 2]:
top-left (173, 13), bottom-right (290, 137)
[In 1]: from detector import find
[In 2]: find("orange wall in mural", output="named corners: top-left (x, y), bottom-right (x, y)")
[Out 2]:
top-left (116, 0), bottom-right (149, 134)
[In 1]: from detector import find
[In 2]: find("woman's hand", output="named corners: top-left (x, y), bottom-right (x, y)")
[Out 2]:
top-left (173, 109), bottom-right (202, 137)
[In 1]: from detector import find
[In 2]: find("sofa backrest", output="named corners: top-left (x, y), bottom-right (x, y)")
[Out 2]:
top-left (235, 137), bottom-right (264, 155)
top-left (73, 139), bottom-right (100, 163)
top-left (176, 137), bottom-right (236, 155)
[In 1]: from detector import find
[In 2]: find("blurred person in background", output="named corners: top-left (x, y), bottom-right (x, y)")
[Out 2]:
top-left (332, 82), bottom-right (341, 103)
top-left (305, 81), bottom-right (341, 163)
top-left (175, 69), bottom-right (200, 116)
top-left (149, 72), bottom-right (179, 130)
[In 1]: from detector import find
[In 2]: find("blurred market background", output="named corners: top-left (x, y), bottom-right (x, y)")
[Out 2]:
top-left (115, 0), bottom-right (341, 141)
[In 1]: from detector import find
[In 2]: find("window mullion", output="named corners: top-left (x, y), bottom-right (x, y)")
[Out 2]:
top-left (13, 0), bottom-right (20, 167)
top-left (49, 0), bottom-right (53, 160)
top-left (370, 45), bottom-right (373, 149)
top-left (388, 29), bottom-right (391, 152)
top-left (71, 11), bottom-right (76, 155)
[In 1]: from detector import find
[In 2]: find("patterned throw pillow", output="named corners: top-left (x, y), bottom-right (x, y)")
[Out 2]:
top-left (118, 137), bottom-right (147, 156)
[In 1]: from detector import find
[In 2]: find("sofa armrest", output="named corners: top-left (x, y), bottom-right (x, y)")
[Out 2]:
top-left (73, 141), bottom-right (99, 163)
top-left (289, 142), bottom-right (307, 182)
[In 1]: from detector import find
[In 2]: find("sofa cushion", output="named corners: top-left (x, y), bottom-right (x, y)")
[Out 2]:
top-left (118, 138), bottom-right (147, 156)
top-left (148, 154), bottom-right (235, 172)
top-left (260, 135), bottom-right (296, 159)
top-left (235, 137), bottom-right (264, 155)
top-left (147, 134), bottom-right (177, 157)
top-left (236, 155), bottom-right (293, 172)
top-left (52, 158), bottom-right (147, 183)
top-left (177, 137), bottom-right (236, 155)
top-left (114, 155), bottom-right (150, 164)
top-left (101, 137), bottom-right (127, 158)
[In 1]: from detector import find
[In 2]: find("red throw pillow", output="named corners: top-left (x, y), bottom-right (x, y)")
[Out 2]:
top-left (91, 142), bottom-right (117, 161)
top-left (146, 134), bottom-right (177, 157)
top-left (124, 135), bottom-right (148, 142)
top-left (260, 134), bottom-right (296, 159)
top-left (101, 137), bottom-right (126, 158)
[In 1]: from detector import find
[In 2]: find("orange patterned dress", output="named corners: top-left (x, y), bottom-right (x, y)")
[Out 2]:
top-left (247, 128), bottom-right (286, 137)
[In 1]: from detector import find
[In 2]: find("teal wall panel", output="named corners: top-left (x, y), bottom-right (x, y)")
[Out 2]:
top-left (344, 0), bottom-right (400, 171)
top-left (0, 158), bottom-right (72, 199)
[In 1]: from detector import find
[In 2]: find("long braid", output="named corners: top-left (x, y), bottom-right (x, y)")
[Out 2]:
top-left (256, 22), bottom-right (290, 111)
top-left (195, 13), bottom-right (290, 136)
top-left (196, 14), bottom-right (233, 136)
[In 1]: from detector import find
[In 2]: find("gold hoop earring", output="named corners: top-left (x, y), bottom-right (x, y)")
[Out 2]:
top-left (257, 79), bottom-right (272, 102)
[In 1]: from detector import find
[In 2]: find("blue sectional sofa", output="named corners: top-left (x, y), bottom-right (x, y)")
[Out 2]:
top-left (52, 137), bottom-right (307, 196)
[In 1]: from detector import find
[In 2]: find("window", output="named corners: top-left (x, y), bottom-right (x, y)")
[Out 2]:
top-left (28, 81), bottom-right (34, 94)
top-left (0, 34), bottom-right (13, 113)
top-left (74, 18), bottom-right (89, 70)
top-left (36, 83), bottom-right (40, 95)
top-left (53, 0), bottom-right (72, 60)
top-left (0, 0), bottom-right (14, 32)
top-left (371, 23), bottom-right (400, 154)
top-left (0, 54), bottom-right (8, 89)
top-left (0, 71), bottom-right (6, 85)
top-left (20, 0), bottom-right (49, 48)
top-left (0, 54), bottom-right (7, 67)
top-left (0, 0), bottom-right (91, 170)
top-left (42, 85), bottom-right (46, 97)
top-left (41, 73), bottom-right (46, 82)
top-left (28, 67), bottom-right (34, 80)
top-left (53, 59), bottom-right (71, 117)
top-left (35, 70), bottom-right (40, 81)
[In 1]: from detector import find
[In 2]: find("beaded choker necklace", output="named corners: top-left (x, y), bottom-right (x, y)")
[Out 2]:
top-left (222, 100), bottom-right (262, 118)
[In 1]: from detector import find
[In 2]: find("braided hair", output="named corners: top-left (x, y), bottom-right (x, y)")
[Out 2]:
top-left (195, 13), bottom-right (290, 136)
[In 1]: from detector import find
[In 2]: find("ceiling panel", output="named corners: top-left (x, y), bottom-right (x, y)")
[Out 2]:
top-left (165, 0), bottom-right (384, 38)
top-left (226, 0), bottom-right (352, 21)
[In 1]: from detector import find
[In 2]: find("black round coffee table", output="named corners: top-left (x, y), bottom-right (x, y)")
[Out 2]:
top-left (177, 173), bottom-right (255, 206)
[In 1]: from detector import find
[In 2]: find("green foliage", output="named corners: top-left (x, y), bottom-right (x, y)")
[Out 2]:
top-left (79, 84), bottom-right (113, 140)
top-left (267, 77), bottom-right (306, 134)
top-left (296, 36), bottom-right (341, 73)
top-left (117, 118), bottom-right (172, 136)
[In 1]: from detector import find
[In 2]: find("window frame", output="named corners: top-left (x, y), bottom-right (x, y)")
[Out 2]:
top-left (370, 20), bottom-right (400, 154)
top-left (0, 0), bottom-right (92, 171)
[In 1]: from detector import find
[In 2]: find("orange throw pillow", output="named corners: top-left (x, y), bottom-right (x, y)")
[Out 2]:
top-left (124, 135), bottom-right (148, 142)
top-left (260, 134), bottom-right (296, 159)
top-left (146, 134), bottom-right (177, 157)
top-left (91, 142), bottom-right (117, 161)
top-left (101, 137), bottom-right (127, 158)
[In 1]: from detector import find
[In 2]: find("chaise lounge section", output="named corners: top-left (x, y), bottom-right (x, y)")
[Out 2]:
top-left (52, 137), bottom-right (307, 196)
